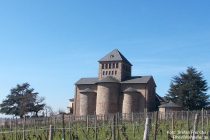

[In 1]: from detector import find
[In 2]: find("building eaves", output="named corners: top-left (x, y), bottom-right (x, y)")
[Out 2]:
top-left (75, 78), bottom-right (98, 85)
top-left (159, 101), bottom-right (182, 108)
top-left (121, 76), bottom-right (152, 84)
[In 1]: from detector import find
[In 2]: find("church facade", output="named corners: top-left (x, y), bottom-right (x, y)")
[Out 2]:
top-left (74, 49), bottom-right (158, 116)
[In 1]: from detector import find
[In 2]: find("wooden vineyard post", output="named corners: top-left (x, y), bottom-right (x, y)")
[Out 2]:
top-left (116, 113), bottom-right (119, 140)
top-left (131, 112), bottom-right (134, 122)
top-left (86, 115), bottom-right (89, 131)
top-left (182, 111), bottom-right (184, 120)
top-left (172, 112), bottom-right (174, 140)
top-left (132, 112), bottom-right (135, 137)
top-left (202, 109), bottom-right (204, 140)
top-left (206, 110), bottom-right (208, 131)
top-left (10, 118), bottom-right (13, 140)
top-left (69, 115), bottom-right (72, 140)
top-left (95, 114), bottom-right (98, 140)
top-left (54, 117), bottom-right (57, 131)
top-left (23, 116), bottom-right (26, 140)
top-left (33, 118), bottom-right (38, 138)
top-left (187, 110), bottom-right (189, 131)
top-left (49, 125), bottom-right (54, 140)
top-left (154, 111), bottom-right (158, 140)
top-left (143, 117), bottom-right (151, 140)
top-left (112, 115), bottom-right (116, 140)
top-left (192, 113), bottom-right (199, 140)
top-left (10, 118), bottom-right (12, 131)
top-left (187, 110), bottom-right (191, 140)
top-left (103, 114), bottom-right (105, 127)
top-left (15, 117), bottom-right (17, 140)
top-left (62, 113), bottom-right (66, 140)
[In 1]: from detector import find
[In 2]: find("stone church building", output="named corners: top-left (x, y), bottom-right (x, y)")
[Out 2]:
top-left (74, 49), bottom-right (158, 116)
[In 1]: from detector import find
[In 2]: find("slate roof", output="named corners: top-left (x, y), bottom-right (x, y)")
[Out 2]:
top-left (99, 49), bottom-right (132, 66)
top-left (80, 88), bottom-right (95, 93)
top-left (75, 78), bottom-right (98, 85)
top-left (75, 76), bottom-right (155, 85)
top-left (97, 76), bottom-right (120, 83)
top-left (121, 76), bottom-right (154, 84)
top-left (156, 94), bottom-right (166, 103)
top-left (123, 87), bottom-right (138, 93)
top-left (159, 101), bottom-right (182, 108)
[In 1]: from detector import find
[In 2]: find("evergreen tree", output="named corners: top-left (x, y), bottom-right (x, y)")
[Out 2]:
top-left (165, 67), bottom-right (209, 110)
top-left (0, 83), bottom-right (45, 118)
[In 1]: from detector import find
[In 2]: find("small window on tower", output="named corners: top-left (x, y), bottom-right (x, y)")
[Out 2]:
top-left (113, 63), bottom-right (115, 68)
top-left (105, 64), bottom-right (108, 69)
top-left (109, 63), bottom-right (111, 69)
top-left (108, 71), bottom-right (111, 75)
top-left (111, 71), bottom-right (114, 75)
top-left (102, 64), bottom-right (104, 69)
top-left (106, 71), bottom-right (108, 75)
top-left (103, 71), bottom-right (105, 75)
top-left (116, 63), bottom-right (119, 68)
top-left (115, 71), bottom-right (117, 75)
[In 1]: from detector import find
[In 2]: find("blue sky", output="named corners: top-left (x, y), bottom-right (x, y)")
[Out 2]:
top-left (0, 0), bottom-right (210, 115)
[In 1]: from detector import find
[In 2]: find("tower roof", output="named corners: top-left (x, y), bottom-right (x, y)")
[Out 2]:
top-left (99, 49), bottom-right (132, 66)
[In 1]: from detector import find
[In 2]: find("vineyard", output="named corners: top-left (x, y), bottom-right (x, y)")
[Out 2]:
top-left (0, 110), bottom-right (210, 140)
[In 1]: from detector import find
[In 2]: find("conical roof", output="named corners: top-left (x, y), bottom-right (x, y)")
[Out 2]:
top-left (99, 49), bottom-right (132, 66)
top-left (80, 88), bottom-right (95, 93)
top-left (123, 87), bottom-right (138, 93)
top-left (97, 76), bottom-right (119, 83)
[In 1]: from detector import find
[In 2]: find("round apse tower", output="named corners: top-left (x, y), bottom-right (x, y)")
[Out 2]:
top-left (79, 88), bottom-right (96, 116)
top-left (96, 76), bottom-right (120, 115)
top-left (122, 87), bottom-right (139, 114)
